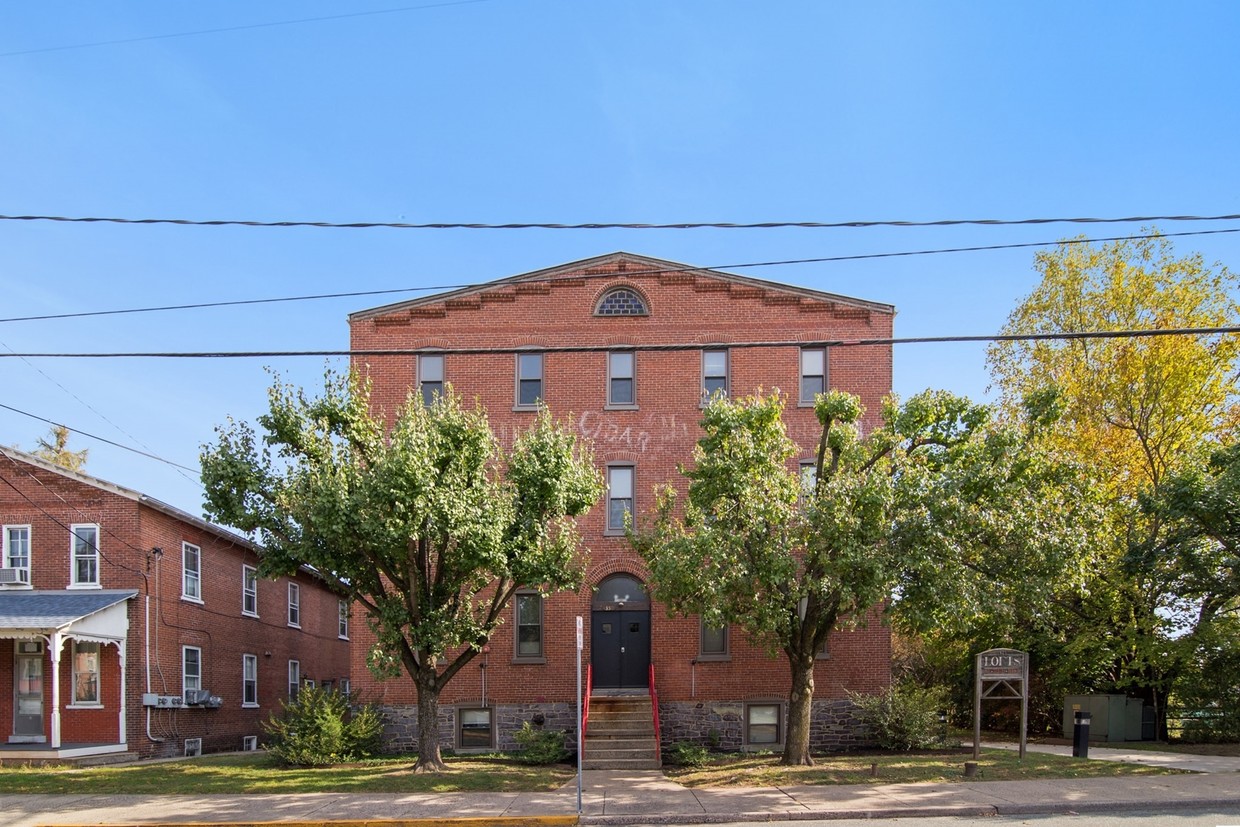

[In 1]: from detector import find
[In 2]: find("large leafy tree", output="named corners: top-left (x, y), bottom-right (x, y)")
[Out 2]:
top-left (200, 372), bottom-right (602, 771)
top-left (985, 233), bottom-right (1240, 730)
top-left (634, 389), bottom-right (1069, 765)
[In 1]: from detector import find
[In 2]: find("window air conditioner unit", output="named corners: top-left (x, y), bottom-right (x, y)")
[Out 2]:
top-left (0, 567), bottom-right (30, 585)
top-left (184, 689), bottom-right (212, 705)
top-left (184, 737), bottom-right (202, 757)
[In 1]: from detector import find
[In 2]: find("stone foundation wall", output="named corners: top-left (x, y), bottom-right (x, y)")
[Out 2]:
top-left (377, 703), bottom-right (577, 754)
top-left (658, 698), bottom-right (871, 753)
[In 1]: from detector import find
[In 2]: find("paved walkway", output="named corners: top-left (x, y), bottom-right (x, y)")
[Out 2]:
top-left (981, 740), bottom-right (1240, 773)
top-left (2, 753), bottom-right (1238, 827)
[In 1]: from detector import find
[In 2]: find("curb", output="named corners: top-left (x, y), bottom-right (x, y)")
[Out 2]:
top-left (38, 820), bottom-right (580, 827)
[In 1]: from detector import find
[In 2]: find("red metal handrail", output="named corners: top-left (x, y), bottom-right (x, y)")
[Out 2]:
top-left (648, 663), bottom-right (661, 757)
top-left (582, 663), bottom-right (593, 756)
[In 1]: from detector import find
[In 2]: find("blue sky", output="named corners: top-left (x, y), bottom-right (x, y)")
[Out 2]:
top-left (3, 1), bottom-right (1239, 514)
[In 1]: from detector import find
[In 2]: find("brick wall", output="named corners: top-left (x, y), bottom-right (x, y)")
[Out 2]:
top-left (345, 254), bottom-right (896, 753)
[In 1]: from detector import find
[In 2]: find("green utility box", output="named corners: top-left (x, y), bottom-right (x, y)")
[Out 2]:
top-left (1063, 695), bottom-right (1150, 741)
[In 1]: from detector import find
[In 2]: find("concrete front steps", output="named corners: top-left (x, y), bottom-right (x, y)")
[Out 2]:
top-left (583, 694), bottom-right (661, 770)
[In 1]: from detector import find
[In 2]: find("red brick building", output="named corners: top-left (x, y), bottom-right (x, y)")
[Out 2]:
top-left (0, 447), bottom-right (351, 763)
top-left (348, 252), bottom-right (895, 756)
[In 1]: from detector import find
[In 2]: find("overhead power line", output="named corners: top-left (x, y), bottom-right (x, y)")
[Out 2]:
top-left (2, 213), bottom-right (1240, 231)
top-left (3, 226), bottom-right (1238, 326)
top-left (0, 402), bottom-right (198, 473)
top-left (1, 325), bottom-right (1236, 360)
top-left (0, 0), bottom-right (498, 58)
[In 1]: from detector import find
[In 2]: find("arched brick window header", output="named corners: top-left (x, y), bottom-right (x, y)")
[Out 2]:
top-left (595, 287), bottom-right (650, 317)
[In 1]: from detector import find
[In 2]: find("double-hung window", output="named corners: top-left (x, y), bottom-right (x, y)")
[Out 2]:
top-left (515, 592), bottom-right (543, 659)
top-left (746, 703), bottom-right (782, 746)
top-left (702, 350), bottom-right (728, 400)
top-left (182, 646), bottom-right (202, 702)
top-left (242, 654), bottom-right (258, 707)
top-left (72, 641), bottom-right (101, 705)
top-left (699, 620), bottom-right (729, 660)
top-left (418, 354), bottom-right (445, 407)
top-left (287, 583), bottom-right (301, 628)
top-left (338, 600), bottom-right (349, 639)
top-left (606, 465), bottom-right (634, 534)
top-left (607, 351), bottom-right (636, 407)
top-left (242, 565), bottom-right (258, 617)
top-left (516, 353), bottom-right (544, 408)
top-left (459, 708), bottom-right (494, 749)
top-left (288, 660), bottom-right (301, 698)
top-left (3, 525), bottom-right (30, 585)
top-left (800, 347), bottom-right (827, 404)
top-left (182, 542), bottom-right (202, 602)
top-left (70, 524), bottom-right (99, 587)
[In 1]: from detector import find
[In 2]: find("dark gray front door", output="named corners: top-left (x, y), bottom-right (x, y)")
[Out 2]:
top-left (13, 645), bottom-right (45, 743)
top-left (591, 609), bottom-right (650, 689)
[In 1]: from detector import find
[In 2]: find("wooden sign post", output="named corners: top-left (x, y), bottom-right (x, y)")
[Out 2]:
top-left (973, 648), bottom-right (1028, 760)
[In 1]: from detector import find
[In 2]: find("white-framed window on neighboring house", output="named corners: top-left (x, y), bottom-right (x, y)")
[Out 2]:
top-left (606, 465), bottom-right (634, 534)
top-left (338, 599), bottom-right (349, 640)
top-left (458, 707), bottom-right (494, 750)
top-left (699, 620), bottom-right (729, 660)
top-left (242, 565), bottom-right (258, 617)
top-left (70, 524), bottom-right (99, 587)
top-left (515, 352), bottom-right (544, 408)
top-left (182, 646), bottom-right (202, 702)
top-left (71, 640), bottom-right (101, 706)
top-left (2, 525), bottom-right (31, 586)
top-left (182, 542), bottom-right (202, 602)
top-left (702, 349), bottom-right (729, 401)
top-left (514, 592), bottom-right (543, 660)
top-left (418, 354), bottom-right (445, 407)
top-left (288, 660), bottom-right (301, 698)
top-left (800, 347), bottom-right (827, 405)
top-left (746, 702), bottom-right (783, 747)
top-left (242, 654), bottom-right (258, 707)
top-left (799, 460), bottom-right (818, 499)
top-left (607, 351), bottom-right (636, 408)
top-left (340, 677), bottom-right (351, 696)
top-left (287, 582), bottom-right (300, 628)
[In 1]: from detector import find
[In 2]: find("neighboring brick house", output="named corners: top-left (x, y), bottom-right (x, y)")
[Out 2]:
top-left (348, 252), bottom-right (895, 756)
top-left (0, 447), bottom-right (351, 763)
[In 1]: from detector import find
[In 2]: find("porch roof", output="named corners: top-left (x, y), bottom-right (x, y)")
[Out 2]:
top-left (0, 589), bottom-right (137, 639)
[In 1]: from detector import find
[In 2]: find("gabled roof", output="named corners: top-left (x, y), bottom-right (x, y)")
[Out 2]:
top-left (0, 589), bottom-right (137, 636)
top-left (0, 446), bottom-right (258, 553)
top-left (349, 251), bottom-right (895, 321)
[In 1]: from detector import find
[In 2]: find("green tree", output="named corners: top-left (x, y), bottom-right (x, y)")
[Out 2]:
top-left (634, 389), bottom-right (1065, 765)
top-left (200, 372), bottom-right (602, 772)
top-left (32, 425), bottom-right (88, 471)
top-left (986, 233), bottom-right (1240, 731)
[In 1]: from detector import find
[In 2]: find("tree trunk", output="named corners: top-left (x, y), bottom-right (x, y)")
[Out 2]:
top-left (412, 674), bottom-right (447, 773)
top-left (781, 653), bottom-right (816, 766)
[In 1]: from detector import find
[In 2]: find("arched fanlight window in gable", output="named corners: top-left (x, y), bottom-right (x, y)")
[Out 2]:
top-left (595, 287), bottom-right (649, 316)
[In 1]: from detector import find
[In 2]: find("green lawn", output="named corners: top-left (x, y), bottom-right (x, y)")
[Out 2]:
top-left (0, 753), bottom-right (575, 795)
top-left (663, 748), bottom-right (1185, 788)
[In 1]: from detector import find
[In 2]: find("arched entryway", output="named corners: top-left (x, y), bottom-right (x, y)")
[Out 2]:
top-left (590, 574), bottom-right (650, 689)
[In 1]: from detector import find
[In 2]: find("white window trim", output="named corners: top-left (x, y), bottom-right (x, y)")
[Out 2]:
top-left (338, 599), bottom-right (349, 640)
top-left (182, 645), bottom-right (203, 702)
top-left (606, 350), bottom-right (638, 409)
top-left (181, 542), bottom-right (203, 603)
top-left (288, 660), bottom-right (301, 698)
top-left (2, 524), bottom-right (32, 589)
top-left (67, 639), bottom-right (103, 708)
top-left (242, 653), bottom-right (259, 708)
top-left (514, 352), bottom-right (544, 410)
top-left (68, 524), bottom-right (100, 589)
top-left (287, 582), bottom-right (301, 628)
top-left (242, 565), bottom-right (259, 618)
top-left (605, 464), bottom-right (635, 535)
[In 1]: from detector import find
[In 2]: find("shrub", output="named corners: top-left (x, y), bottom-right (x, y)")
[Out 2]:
top-left (262, 685), bottom-right (383, 767)
top-left (849, 684), bottom-right (946, 751)
top-left (512, 720), bottom-right (568, 765)
top-left (664, 741), bottom-right (711, 767)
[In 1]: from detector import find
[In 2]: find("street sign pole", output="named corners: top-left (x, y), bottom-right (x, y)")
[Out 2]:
top-left (576, 615), bottom-right (583, 814)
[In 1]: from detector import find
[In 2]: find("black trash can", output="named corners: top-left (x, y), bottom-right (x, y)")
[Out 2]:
top-left (1072, 711), bottom-right (1091, 758)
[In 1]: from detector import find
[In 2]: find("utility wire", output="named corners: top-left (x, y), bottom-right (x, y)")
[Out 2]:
top-left (3, 226), bottom-right (1238, 326)
top-left (0, 0), bottom-right (498, 58)
top-left (2, 213), bottom-right (1240, 231)
top-left (0, 402), bottom-right (198, 473)
top-left (1, 326), bottom-right (1237, 360)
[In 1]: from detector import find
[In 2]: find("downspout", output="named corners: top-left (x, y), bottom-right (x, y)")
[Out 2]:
top-left (146, 595), bottom-right (163, 742)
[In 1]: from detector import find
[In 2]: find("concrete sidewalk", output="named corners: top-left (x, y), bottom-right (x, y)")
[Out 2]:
top-left (3, 769), bottom-right (1240, 827)
top-left (981, 740), bottom-right (1240, 773)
